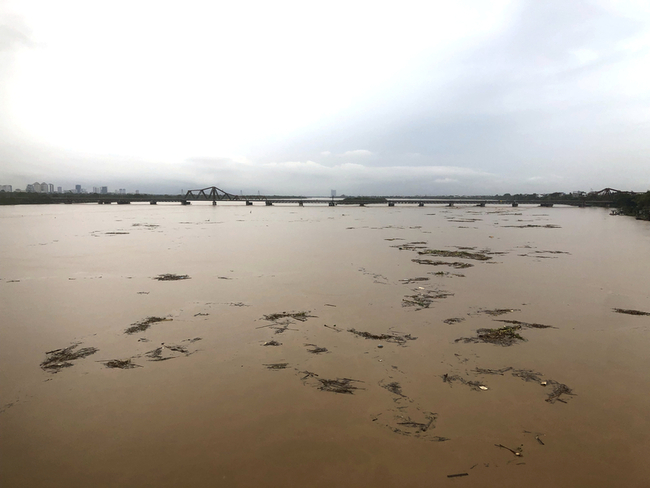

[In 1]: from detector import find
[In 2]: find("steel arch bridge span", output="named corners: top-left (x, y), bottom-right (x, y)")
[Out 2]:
top-left (184, 186), bottom-right (239, 202)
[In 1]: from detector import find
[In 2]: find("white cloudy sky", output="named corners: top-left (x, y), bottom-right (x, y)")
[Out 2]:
top-left (1, 0), bottom-right (649, 195)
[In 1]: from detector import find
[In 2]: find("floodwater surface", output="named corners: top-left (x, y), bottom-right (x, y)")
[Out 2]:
top-left (1, 203), bottom-right (649, 487)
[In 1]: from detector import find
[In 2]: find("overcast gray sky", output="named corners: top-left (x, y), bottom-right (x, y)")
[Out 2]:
top-left (1, 0), bottom-right (649, 195)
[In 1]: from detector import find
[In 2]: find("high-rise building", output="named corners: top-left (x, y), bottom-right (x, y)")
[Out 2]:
top-left (48, 183), bottom-right (54, 193)
top-left (0, 185), bottom-right (12, 192)
top-left (26, 184), bottom-right (35, 192)
top-left (75, 185), bottom-right (81, 193)
top-left (57, 186), bottom-right (62, 193)
top-left (100, 186), bottom-right (108, 194)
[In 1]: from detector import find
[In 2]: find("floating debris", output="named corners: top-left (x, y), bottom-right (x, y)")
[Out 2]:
top-left (447, 473), bottom-right (468, 478)
top-left (511, 369), bottom-right (543, 382)
top-left (154, 274), bottom-right (191, 281)
top-left (105, 231), bottom-right (130, 235)
top-left (145, 343), bottom-right (190, 361)
top-left (473, 367), bottom-right (513, 375)
top-left (495, 319), bottom-right (555, 329)
top-left (402, 290), bottom-right (454, 309)
top-left (264, 362), bottom-right (289, 370)
top-left (262, 340), bottom-right (282, 346)
top-left (443, 317), bottom-right (465, 325)
top-left (495, 444), bottom-right (523, 457)
top-left (418, 249), bottom-right (492, 261)
top-left (125, 316), bottom-right (170, 335)
top-left (503, 224), bottom-right (560, 229)
top-left (101, 358), bottom-right (140, 369)
top-left (318, 378), bottom-right (363, 394)
top-left (262, 311), bottom-right (315, 322)
top-left (545, 380), bottom-right (575, 404)
top-left (441, 374), bottom-right (486, 391)
top-left (480, 308), bottom-right (520, 316)
top-left (613, 308), bottom-right (650, 316)
top-left (380, 380), bottom-right (406, 398)
top-left (456, 325), bottom-right (526, 347)
top-left (399, 277), bottom-right (430, 284)
top-left (305, 344), bottom-right (328, 354)
top-left (41, 344), bottom-right (99, 373)
top-left (348, 328), bottom-right (417, 345)
top-left (412, 259), bottom-right (473, 269)
top-left (392, 413), bottom-right (437, 435)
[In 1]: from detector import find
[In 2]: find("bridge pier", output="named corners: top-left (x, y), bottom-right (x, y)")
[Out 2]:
top-left (246, 200), bottom-right (253, 206)
top-left (476, 202), bottom-right (486, 207)
top-left (512, 202), bottom-right (518, 207)
top-left (181, 200), bottom-right (190, 205)
top-left (448, 203), bottom-right (454, 207)
top-left (359, 203), bottom-right (365, 207)
top-left (266, 201), bottom-right (273, 206)
top-left (212, 200), bottom-right (217, 205)
top-left (150, 201), bottom-right (157, 205)
top-left (418, 202), bottom-right (424, 207)
top-left (299, 202), bottom-right (303, 207)
top-left (540, 203), bottom-right (553, 207)
top-left (388, 202), bottom-right (395, 207)
top-left (329, 202), bottom-right (336, 207)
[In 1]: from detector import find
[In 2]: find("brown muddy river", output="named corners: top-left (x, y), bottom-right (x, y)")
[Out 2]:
top-left (1, 202), bottom-right (649, 487)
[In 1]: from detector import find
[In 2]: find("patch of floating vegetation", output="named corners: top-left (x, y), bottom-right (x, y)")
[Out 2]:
top-left (305, 344), bottom-right (328, 354)
top-left (145, 344), bottom-right (190, 361)
top-left (412, 259), bottom-right (473, 269)
top-left (105, 231), bottom-right (130, 235)
top-left (444, 317), bottom-right (465, 325)
top-left (348, 328), bottom-right (417, 345)
top-left (262, 311), bottom-right (315, 322)
top-left (380, 380), bottom-right (406, 398)
top-left (402, 290), bottom-right (454, 309)
top-left (430, 271), bottom-right (465, 278)
top-left (503, 224), bottom-right (561, 228)
top-left (41, 344), bottom-right (99, 373)
top-left (399, 277), bottom-right (429, 284)
top-left (545, 380), bottom-right (575, 404)
top-left (101, 358), bottom-right (140, 369)
top-left (392, 413), bottom-right (437, 435)
top-left (125, 316), bottom-right (170, 335)
top-left (264, 362), bottom-right (289, 370)
top-left (613, 308), bottom-right (650, 316)
top-left (456, 325), bottom-right (526, 346)
top-left (480, 308), bottom-right (520, 316)
top-left (441, 374), bottom-right (487, 391)
top-left (495, 319), bottom-right (555, 329)
top-left (262, 340), bottom-right (282, 346)
top-left (418, 249), bottom-right (492, 261)
top-left (154, 274), bottom-right (191, 281)
top-left (132, 223), bottom-right (159, 228)
top-left (393, 242), bottom-right (428, 251)
top-left (317, 377), bottom-right (363, 394)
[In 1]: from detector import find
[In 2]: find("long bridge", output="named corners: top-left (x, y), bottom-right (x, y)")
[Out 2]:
top-left (83, 186), bottom-right (617, 207)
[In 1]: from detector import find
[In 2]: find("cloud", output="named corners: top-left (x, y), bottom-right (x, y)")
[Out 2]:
top-left (341, 149), bottom-right (372, 157)
top-left (320, 151), bottom-right (331, 156)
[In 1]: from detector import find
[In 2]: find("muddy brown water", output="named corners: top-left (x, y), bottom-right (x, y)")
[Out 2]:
top-left (1, 203), bottom-right (649, 487)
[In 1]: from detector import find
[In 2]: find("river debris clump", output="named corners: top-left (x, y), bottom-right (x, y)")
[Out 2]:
top-left (154, 274), bottom-right (191, 281)
top-left (262, 311), bottom-right (315, 322)
top-left (412, 259), bottom-right (473, 269)
top-left (479, 308), bottom-right (520, 316)
top-left (503, 224), bottom-right (561, 229)
top-left (264, 362), bottom-right (289, 370)
top-left (393, 241), bottom-right (428, 251)
top-left (402, 290), bottom-right (454, 309)
top-left (380, 380), bottom-right (406, 398)
top-left (101, 358), bottom-right (140, 369)
top-left (444, 317), bottom-right (465, 325)
top-left (305, 344), bottom-right (328, 354)
top-left (399, 277), bottom-right (430, 284)
top-left (318, 377), bottom-right (363, 394)
top-left (348, 328), bottom-right (417, 345)
top-left (125, 316), bottom-right (170, 335)
top-left (391, 413), bottom-right (437, 436)
top-left (262, 340), bottom-right (282, 346)
top-left (495, 319), bottom-right (555, 329)
top-left (145, 343), bottom-right (190, 361)
top-left (613, 308), bottom-right (650, 316)
top-left (456, 325), bottom-right (526, 346)
top-left (545, 380), bottom-right (575, 404)
top-left (441, 374), bottom-right (486, 391)
top-left (41, 344), bottom-right (99, 373)
top-left (418, 249), bottom-right (492, 261)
